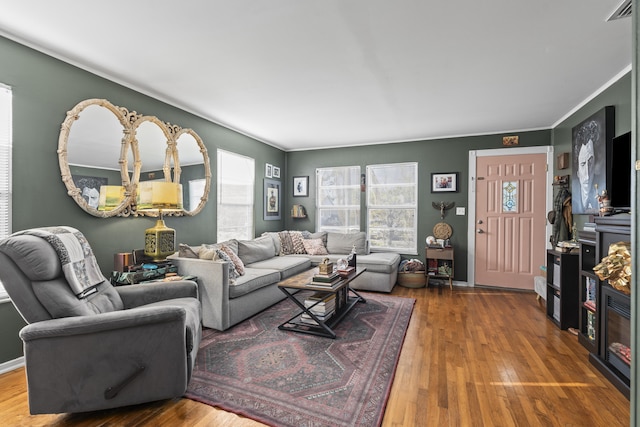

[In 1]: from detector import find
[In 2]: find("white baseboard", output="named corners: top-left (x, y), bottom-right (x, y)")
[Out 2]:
top-left (0, 356), bottom-right (24, 375)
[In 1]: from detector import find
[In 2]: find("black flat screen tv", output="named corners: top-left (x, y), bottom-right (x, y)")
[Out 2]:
top-left (606, 131), bottom-right (632, 212)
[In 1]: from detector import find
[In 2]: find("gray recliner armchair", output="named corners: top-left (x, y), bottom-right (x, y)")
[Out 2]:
top-left (0, 226), bottom-right (202, 414)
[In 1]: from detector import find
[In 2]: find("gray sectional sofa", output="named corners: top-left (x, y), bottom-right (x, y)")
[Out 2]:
top-left (168, 231), bottom-right (401, 331)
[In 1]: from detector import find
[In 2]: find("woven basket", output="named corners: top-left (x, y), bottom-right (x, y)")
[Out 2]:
top-left (397, 271), bottom-right (426, 288)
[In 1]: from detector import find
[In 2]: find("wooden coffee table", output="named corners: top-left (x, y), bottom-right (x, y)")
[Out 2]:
top-left (278, 267), bottom-right (366, 338)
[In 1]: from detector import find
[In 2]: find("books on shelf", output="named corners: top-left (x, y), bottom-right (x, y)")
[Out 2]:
top-left (301, 292), bottom-right (336, 324)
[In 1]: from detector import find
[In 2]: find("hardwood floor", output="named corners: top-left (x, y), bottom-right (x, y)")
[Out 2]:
top-left (0, 286), bottom-right (630, 426)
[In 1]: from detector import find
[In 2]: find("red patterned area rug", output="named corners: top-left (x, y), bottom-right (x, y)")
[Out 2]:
top-left (185, 292), bottom-right (415, 427)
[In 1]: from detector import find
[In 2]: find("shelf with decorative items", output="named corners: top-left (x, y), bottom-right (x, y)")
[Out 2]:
top-left (577, 229), bottom-right (598, 353)
top-left (291, 204), bottom-right (307, 219)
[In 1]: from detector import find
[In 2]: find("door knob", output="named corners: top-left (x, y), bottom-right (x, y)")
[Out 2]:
top-left (477, 219), bottom-right (483, 224)
top-left (477, 229), bottom-right (484, 234)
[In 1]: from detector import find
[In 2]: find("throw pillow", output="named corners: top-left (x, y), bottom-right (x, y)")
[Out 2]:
top-left (178, 243), bottom-right (199, 258)
top-left (220, 244), bottom-right (245, 276)
top-left (289, 231), bottom-right (307, 254)
top-left (302, 238), bottom-right (328, 255)
top-left (198, 244), bottom-right (217, 260)
top-left (278, 231), bottom-right (295, 255)
top-left (214, 248), bottom-right (240, 280)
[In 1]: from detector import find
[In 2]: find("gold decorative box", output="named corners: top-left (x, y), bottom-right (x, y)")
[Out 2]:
top-left (318, 259), bottom-right (334, 275)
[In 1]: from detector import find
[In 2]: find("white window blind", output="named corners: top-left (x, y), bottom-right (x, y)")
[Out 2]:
top-left (367, 162), bottom-right (418, 254)
top-left (217, 149), bottom-right (255, 241)
top-left (0, 84), bottom-right (12, 300)
top-left (316, 166), bottom-right (361, 233)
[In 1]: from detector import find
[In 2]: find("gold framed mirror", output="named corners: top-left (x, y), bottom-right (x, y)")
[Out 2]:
top-left (58, 98), bottom-right (136, 217)
top-left (58, 99), bottom-right (211, 218)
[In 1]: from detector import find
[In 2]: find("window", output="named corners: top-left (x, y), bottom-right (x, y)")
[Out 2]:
top-left (367, 162), bottom-right (418, 253)
top-left (0, 84), bottom-right (11, 300)
top-left (217, 150), bottom-right (255, 241)
top-left (188, 178), bottom-right (206, 211)
top-left (316, 166), bottom-right (361, 233)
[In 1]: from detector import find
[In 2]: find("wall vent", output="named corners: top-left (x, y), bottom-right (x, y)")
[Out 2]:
top-left (607, 0), bottom-right (632, 21)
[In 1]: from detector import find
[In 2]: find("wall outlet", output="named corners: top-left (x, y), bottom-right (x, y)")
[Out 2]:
top-left (456, 207), bottom-right (465, 216)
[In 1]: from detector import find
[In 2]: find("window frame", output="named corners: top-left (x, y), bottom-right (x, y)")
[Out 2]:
top-left (315, 165), bottom-right (361, 234)
top-left (216, 149), bottom-right (255, 242)
top-left (366, 162), bottom-right (418, 254)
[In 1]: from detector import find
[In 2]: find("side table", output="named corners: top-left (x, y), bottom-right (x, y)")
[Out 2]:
top-left (425, 246), bottom-right (454, 289)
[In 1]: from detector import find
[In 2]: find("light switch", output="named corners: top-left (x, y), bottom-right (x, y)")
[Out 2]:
top-left (456, 207), bottom-right (465, 216)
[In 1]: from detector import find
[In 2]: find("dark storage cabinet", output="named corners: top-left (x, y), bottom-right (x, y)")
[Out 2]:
top-left (577, 231), bottom-right (598, 353)
top-left (587, 215), bottom-right (631, 399)
top-left (545, 250), bottom-right (579, 330)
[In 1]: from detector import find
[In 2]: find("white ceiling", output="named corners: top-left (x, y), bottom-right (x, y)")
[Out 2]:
top-left (0, 0), bottom-right (632, 152)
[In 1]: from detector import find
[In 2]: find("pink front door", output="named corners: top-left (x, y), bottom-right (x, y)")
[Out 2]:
top-left (474, 153), bottom-right (547, 289)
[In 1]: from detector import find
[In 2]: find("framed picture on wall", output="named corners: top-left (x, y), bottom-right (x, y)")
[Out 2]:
top-left (265, 163), bottom-right (273, 178)
top-left (72, 175), bottom-right (108, 209)
top-left (293, 176), bottom-right (309, 197)
top-left (264, 179), bottom-right (281, 220)
top-left (273, 166), bottom-right (280, 178)
top-left (431, 172), bottom-right (458, 193)
top-left (571, 106), bottom-right (614, 214)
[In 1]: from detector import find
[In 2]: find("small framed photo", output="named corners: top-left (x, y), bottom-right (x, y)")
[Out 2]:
top-left (431, 172), bottom-right (458, 193)
top-left (293, 176), bottom-right (309, 197)
top-left (265, 163), bottom-right (273, 178)
top-left (264, 179), bottom-right (281, 220)
top-left (273, 166), bottom-right (280, 178)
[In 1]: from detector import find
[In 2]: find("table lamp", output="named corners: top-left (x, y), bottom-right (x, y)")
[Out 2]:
top-left (137, 181), bottom-right (183, 261)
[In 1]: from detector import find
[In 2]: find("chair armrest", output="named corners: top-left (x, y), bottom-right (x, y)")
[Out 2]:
top-left (115, 280), bottom-right (198, 309)
top-left (168, 256), bottom-right (230, 330)
top-left (18, 306), bottom-right (192, 413)
top-left (19, 305), bottom-right (187, 341)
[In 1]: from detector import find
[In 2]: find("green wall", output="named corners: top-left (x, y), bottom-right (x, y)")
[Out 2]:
top-left (285, 130), bottom-right (552, 281)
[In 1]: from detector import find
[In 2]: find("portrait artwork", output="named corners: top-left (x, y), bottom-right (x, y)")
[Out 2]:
top-left (571, 106), bottom-right (614, 214)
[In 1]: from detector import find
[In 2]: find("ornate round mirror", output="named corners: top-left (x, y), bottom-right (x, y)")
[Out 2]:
top-left (58, 99), bottom-right (134, 217)
top-left (175, 129), bottom-right (211, 216)
top-left (131, 117), bottom-right (174, 216)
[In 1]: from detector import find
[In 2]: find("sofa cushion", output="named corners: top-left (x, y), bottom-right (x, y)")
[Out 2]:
top-left (229, 268), bottom-right (281, 298)
top-left (302, 238), bottom-right (328, 255)
top-left (278, 231), bottom-right (295, 255)
top-left (326, 232), bottom-right (367, 255)
top-left (355, 253), bottom-right (401, 274)
top-left (260, 232), bottom-right (282, 256)
top-left (198, 245), bottom-right (217, 260)
top-left (289, 231), bottom-right (307, 254)
top-left (178, 243), bottom-right (199, 259)
top-left (247, 256), bottom-right (311, 280)
top-left (214, 249), bottom-right (240, 279)
top-left (307, 231), bottom-right (327, 247)
top-left (219, 245), bottom-right (245, 276)
top-left (238, 235), bottom-right (276, 264)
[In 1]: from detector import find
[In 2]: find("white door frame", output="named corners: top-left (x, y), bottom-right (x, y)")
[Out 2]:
top-left (467, 146), bottom-right (554, 287)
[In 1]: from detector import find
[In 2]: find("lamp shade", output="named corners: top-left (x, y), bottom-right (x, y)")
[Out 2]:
top-left (137, 181), bottom-right (183, 211)
top-left (98, 185), bottom-right (125, 211)
top-left (137, 182), bottom-right (183, 261)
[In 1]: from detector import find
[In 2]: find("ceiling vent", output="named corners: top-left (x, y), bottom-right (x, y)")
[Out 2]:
top-left (607, 0), bottom-right (632, 21)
